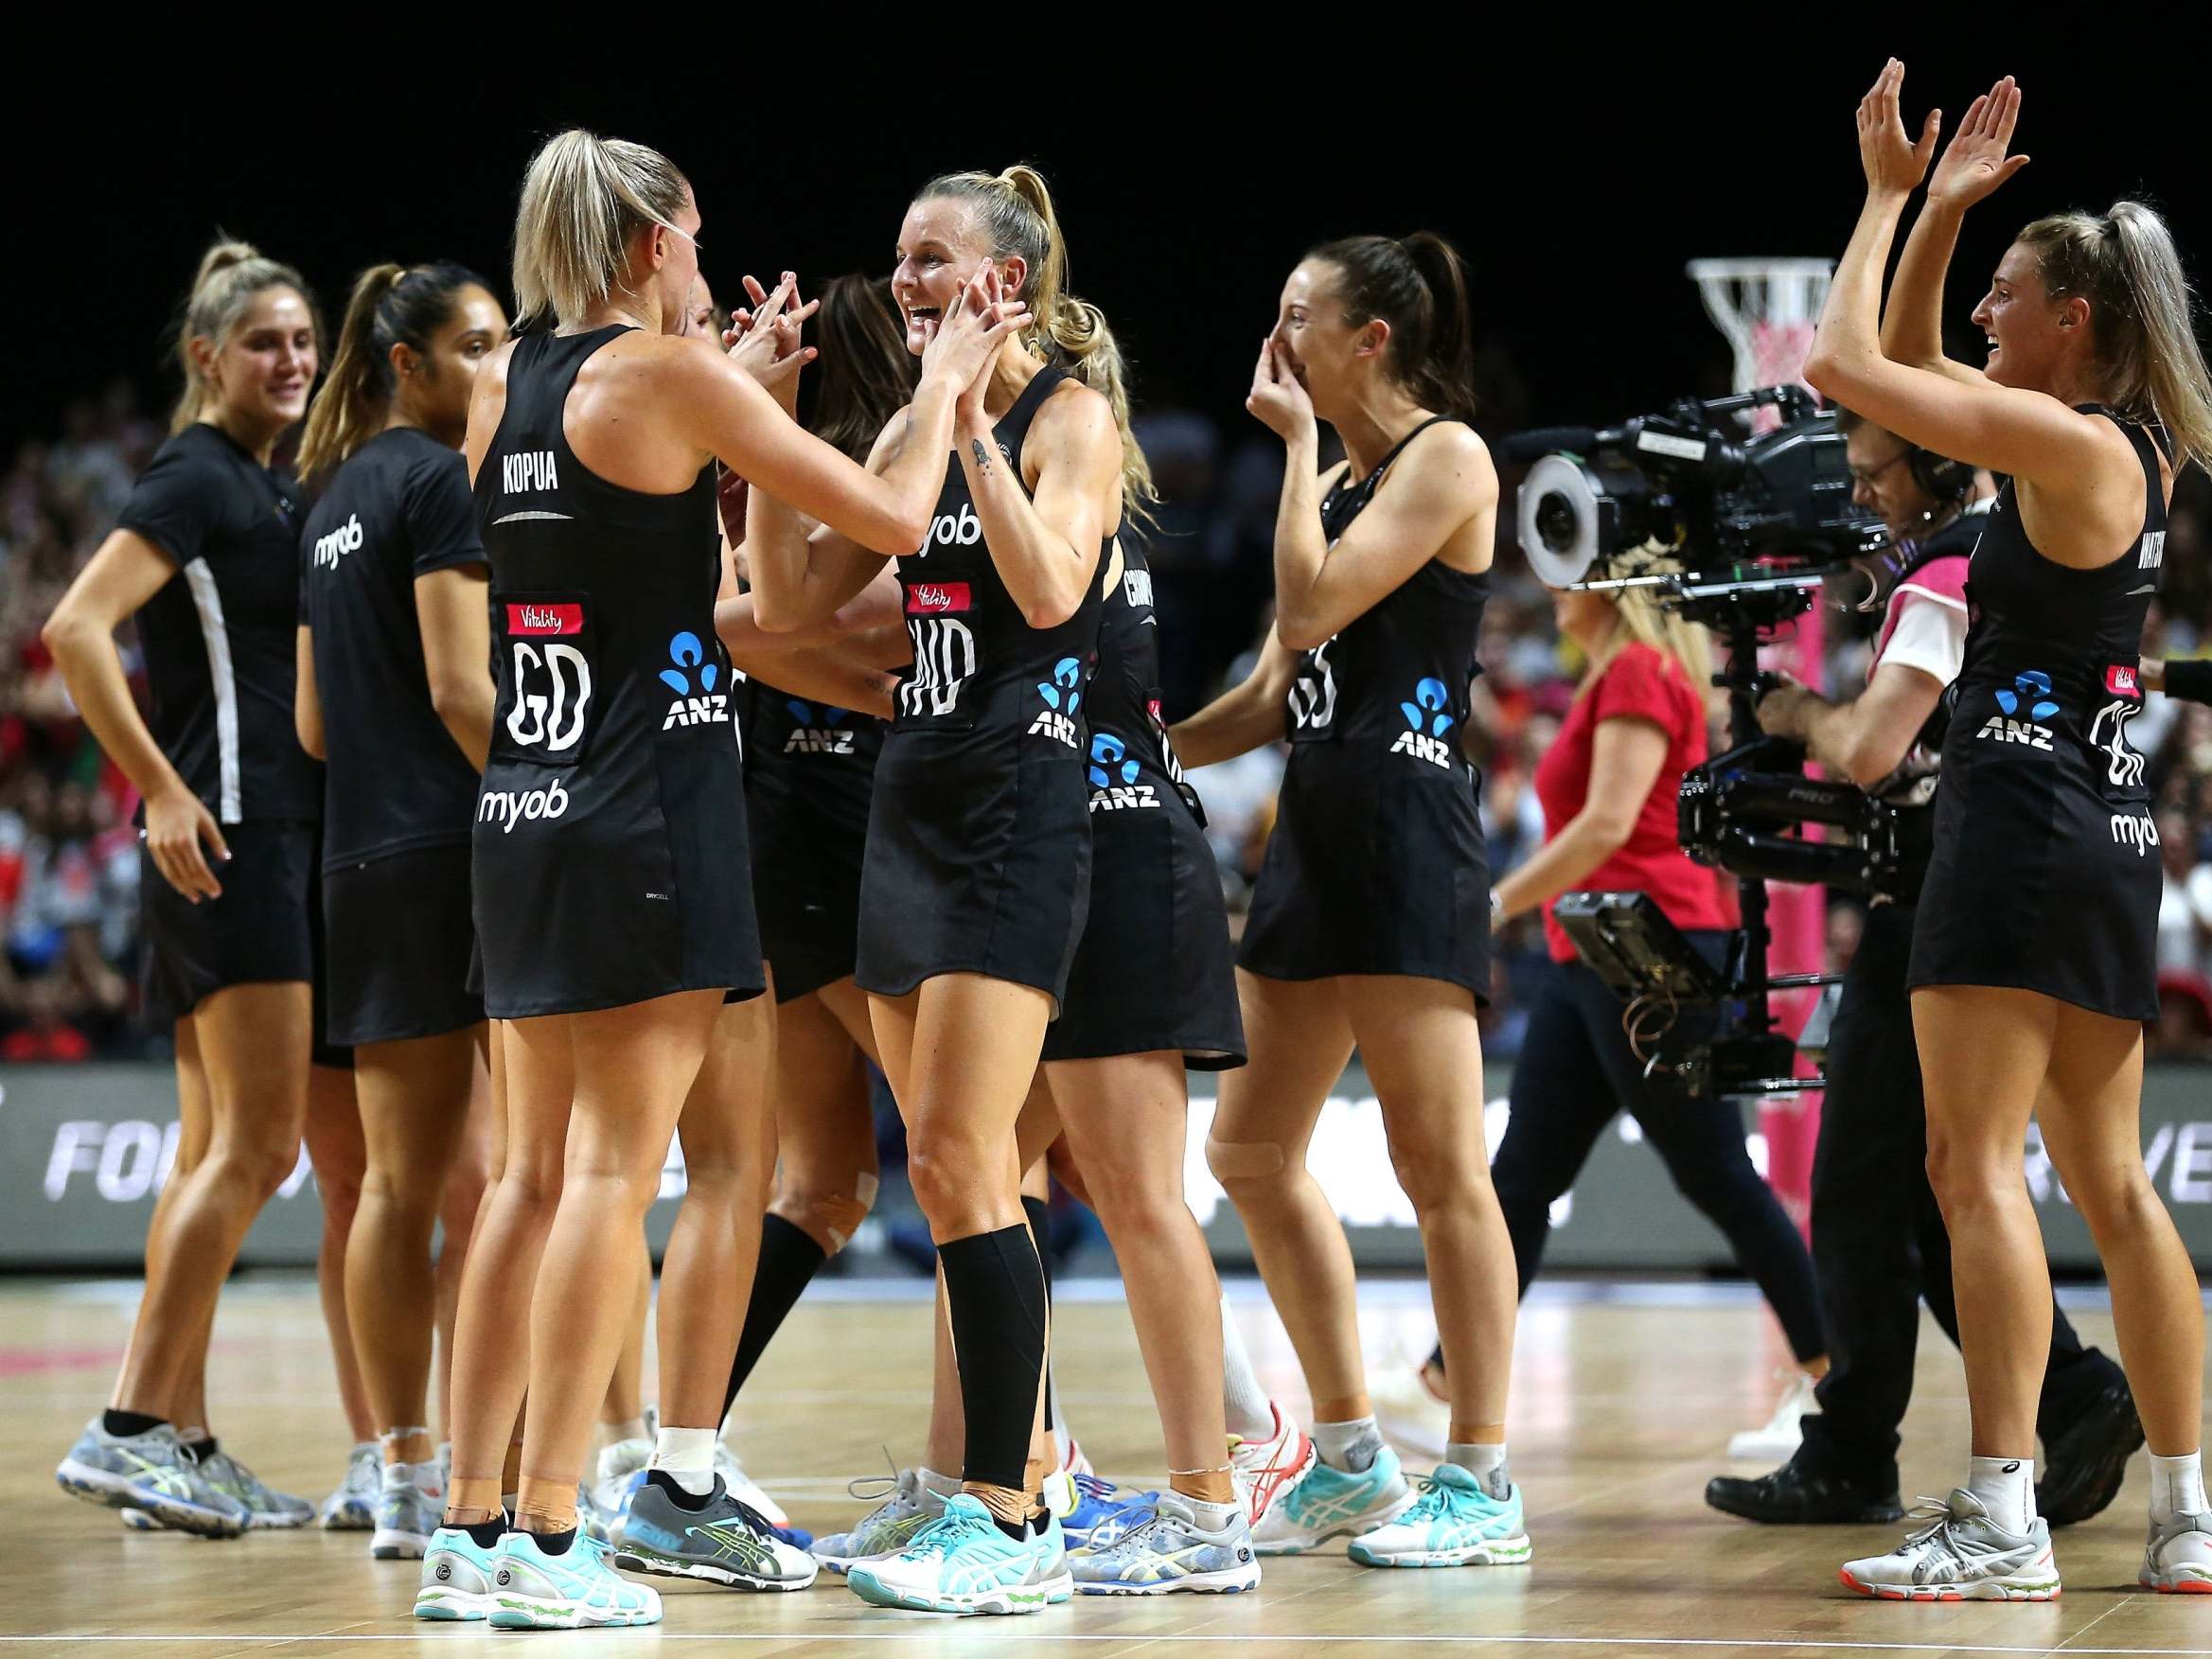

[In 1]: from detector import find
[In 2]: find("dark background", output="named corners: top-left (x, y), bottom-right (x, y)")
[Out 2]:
top-left (8, 43), bottom-right (2202, 450)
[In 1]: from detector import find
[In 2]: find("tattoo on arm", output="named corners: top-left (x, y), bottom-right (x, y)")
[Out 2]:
top-left (970, 437), bottom-right (995, 479)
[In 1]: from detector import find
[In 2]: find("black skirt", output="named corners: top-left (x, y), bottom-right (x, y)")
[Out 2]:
top-left (141, 819), bottom-right (315, 1026)
top-left (324, 843), bottom-right (486, 1046)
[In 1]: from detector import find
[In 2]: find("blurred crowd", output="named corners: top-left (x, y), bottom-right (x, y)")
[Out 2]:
top-left (6, 379), bottom-right (2210, 1062)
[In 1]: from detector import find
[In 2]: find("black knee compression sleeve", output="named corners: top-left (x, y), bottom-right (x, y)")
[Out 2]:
top-left (938, 1223), bottom-right (1049, 1491)
top-left (721, 1214), bottom-right (829, 1419)
top-left (1020, 1193), bottom-right (1055, 1433)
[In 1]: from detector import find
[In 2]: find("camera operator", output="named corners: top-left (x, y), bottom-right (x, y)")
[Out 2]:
top-left (1706, 409), bottom-right (2138, 1526)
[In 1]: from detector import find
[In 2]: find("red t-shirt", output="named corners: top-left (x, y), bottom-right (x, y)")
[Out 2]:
top-left (1532, 641), bottom-right (1734, 962)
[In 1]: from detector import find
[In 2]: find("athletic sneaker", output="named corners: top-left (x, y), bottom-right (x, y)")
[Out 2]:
top-left (1346, 1463), bottom-right (1532, 1568)
top-left (1230, 1400), bottom-right (1317, 1532)
top-left (1371, 1361), bottom-right (1449, 1460)
top-left (2141, 1511), bottom-right (2212, 1594)
top-left (1839, 1491), bottom-right (2060, 1601)
top-left (1054, 1471), bottom-right (1160, 1549)
top-left (715, 1440), bottom-right (809, 1544)
top-left (371, 1461), bottom-right (445, 1561)
top-left (591, 1436), bottom-right (652, 1523)
top-left (846, 1493), bottom-right (1071, 1615)
top-left (319, 1442), bottom-right (380, 1529)
top-left (615, 1471), bottom-right (817, 1591)
top-left (1056, 1436), bottom-right (1095, 1479)
top-left (813, 1466), bottom-right (951, 1572)
top-left (56, 1418), bottom-right (249, 1539)
top-left (1728, 1369), bottom-right (1820, 1462)
top-left (415, 1524), bottom-right (503, 1621)
top-left (1069, 1494), bottom-right (1260, 1596)
top-left (198, 1449), bottom-right (313, 1529)
top-left (488, 1528), bottom-right (661, 1629)
top-left (1249, 1440), bottom-right (1412, 1555)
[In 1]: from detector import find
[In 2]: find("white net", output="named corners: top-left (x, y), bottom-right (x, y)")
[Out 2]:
top-left (1686, 257), bottom-right (1834, 430)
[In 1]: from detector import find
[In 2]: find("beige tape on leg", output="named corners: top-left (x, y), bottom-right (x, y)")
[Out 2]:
top-left (1205, 1135), bottom-right (1285, 1180)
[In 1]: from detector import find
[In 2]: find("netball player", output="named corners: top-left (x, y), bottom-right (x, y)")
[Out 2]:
top-left (747, 166), bottom-right (1137, 1615)
top-left (292, 261), bottom-right (507, 1557)
top-left (415, 130), bottom-right (1017, 1629)
top-left (47, 241), bottom-right (323, 1536)
top-left (1807, 63), bottom-right (2212, 1598)
top-left (1174, 234), bottom-right (1528, 1569)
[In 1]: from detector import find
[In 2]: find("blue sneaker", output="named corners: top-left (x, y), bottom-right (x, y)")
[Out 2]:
top-left (1346, 1463), bottom-right (1532, 1567)
top-left (847, 1492), bottom-right (1072, 1615)
top-left (1056, 1472), bottom-right (1160, 1549)
top-left (56, 1418), bottom-right (249, 1539)
top-left (414, 1524), bottom-right (503, 1621)
top-left (1070, 1494), bottom-right (1261, 1596)
top-left (487, 1528), bottom-right (661, 1629)
top-left (1250, 1441), bottom-right (1413, 1555)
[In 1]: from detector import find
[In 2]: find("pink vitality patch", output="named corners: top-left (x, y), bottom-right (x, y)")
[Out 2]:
top-left (507, 602), bottom-right (584, 637)
top-left (2106, 663), bottom-right (2141, 697)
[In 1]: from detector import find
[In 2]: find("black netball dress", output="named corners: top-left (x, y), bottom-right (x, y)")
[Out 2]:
top-left (300, 428), bottom-right (487, 1045)
top-left (117, 423), bottom-right (326, 1027)
top-left (1041, 535), bottom-right (1244, 1067)
top-left (855, 367), bottom-right (1099, 1006)
top-left (1909, 407), bottom-right (2169, 1020)
top-left (1238, 417), bottom-right (1492, 997)
top-left (470, 327), bottom-right (761, 1017)
top-left (738, 673), bottom-right (883, 1002)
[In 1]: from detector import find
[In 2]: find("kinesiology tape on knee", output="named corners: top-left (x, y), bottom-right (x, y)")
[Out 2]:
top-left (938, 1223), bottom-right (1049, 1492)
top-left (1206, 1134), bottom-right (1286, 1181)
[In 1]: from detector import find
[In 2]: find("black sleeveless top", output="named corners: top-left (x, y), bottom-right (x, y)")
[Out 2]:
top-left (474, 327), bottom-right (730, 783)
top-left (1082, 535), bottom-right (1197, 813)
top-left (1283, 416), bottom-right (1488, 782)
top-left (890, 366), bottom-right (1104, 748)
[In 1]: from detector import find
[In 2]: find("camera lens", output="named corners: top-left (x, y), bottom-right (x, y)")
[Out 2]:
top-left (1535, 492), bottom-right (1579, 554)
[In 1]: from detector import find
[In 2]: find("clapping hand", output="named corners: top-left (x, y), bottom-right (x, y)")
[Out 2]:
top-left (1926, 74), bottom-right (2029, 209)
top-left (1856, 59), bottom-right (1941, 200)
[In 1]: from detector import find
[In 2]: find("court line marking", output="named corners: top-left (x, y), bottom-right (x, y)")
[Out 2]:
top-left (8, 1636), bottom-right (2211, 1653)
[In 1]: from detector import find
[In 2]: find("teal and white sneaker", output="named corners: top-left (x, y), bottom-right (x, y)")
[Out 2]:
top-left (813, 1466), bottom-right (953, 1572)
top-left (1347, 1463), bottom-right (1532, 1567)
top-left (320, 1443), bottom-right (379, 1529)
top-left (1249, 1442), bottom-right (1413, 1555)
top-left (371, 1461), bottom-right (445, 1561)
top-left (56, 1419), bottom-right (249, 1539)
top-left (487, 1528), bottom-right (662, 1629)
top-left (198, 1449), bottom-right (313, 1529)
top-left (415, 1524), bottom-right (503, 1621)
top-left (847, 1492), bottom-right (1072, 1615)
top-left (1070, 1494), bottom-right (1261, 1596)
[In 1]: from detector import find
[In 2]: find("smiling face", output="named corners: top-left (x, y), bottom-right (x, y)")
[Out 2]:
top-left (196, 286), bottom-right (317, 432)
top-left (890, 196), bottom-right (1026, 358)
top-left (1269, 258), bottom-right (1383, 423)
top-left (398, 284), bottom-right (508, 449)
top-left (1970, 241), bottom-right (2088, 392)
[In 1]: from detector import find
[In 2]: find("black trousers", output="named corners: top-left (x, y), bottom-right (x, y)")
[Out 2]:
top-left (1801, 899), bottom-right (2116, 1475)
top-left (1492, 938), bottom-right (1827, 1363)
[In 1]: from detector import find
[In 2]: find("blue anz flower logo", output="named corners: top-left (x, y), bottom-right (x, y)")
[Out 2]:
top-left (786, 697), bottom-right (848, 726)
top-left (1993, 670), bottom-right (2057, 720)
top-left (1037, 657), bottom-right (1083, 714)
top-left (1089, 732), bottom-right (1140, 789)
top-left (1400, 676), bottom-right (1455, 737)
top-left (659, 631), bottom-right (718, 696)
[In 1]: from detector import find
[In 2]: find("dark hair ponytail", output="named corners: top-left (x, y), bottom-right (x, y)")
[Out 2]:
top-left (298, 261), bottom-right (492, 482)
top-left (1308, 230), bottom-right (1478, 418)
top-left (812, 274), bottom-right (918, 463)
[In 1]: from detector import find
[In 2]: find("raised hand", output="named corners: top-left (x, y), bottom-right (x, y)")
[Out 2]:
top-left (725, 272), bottom-right (820, 407)
top-left (1927, 74), bottom-right (2029, 209)
top-left (922, 265), bottom-right (1027, 404)
top-left (1856, 58), bottom-right (1940, 199)
top-left (1246, 333), bottom-right (1315, 442)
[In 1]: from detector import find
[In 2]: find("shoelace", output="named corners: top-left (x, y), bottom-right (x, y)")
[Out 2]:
top-left (1072, 1473), bottom-right (1118, 1505)
top-left (900, 1507), bottom-right (992, 1561)
top-left (846, 1446), bottom-right (903, 1505)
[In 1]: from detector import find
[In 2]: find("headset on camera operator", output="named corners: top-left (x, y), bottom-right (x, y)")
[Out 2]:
top-left (1706, 409), bottom-right (2136, 1527)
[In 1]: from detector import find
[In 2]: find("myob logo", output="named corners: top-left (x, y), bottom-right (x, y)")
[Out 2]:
top-left (918, 503), bottom-right (981, 555)
top-left (480, 779), bottom-right (571, 833)
top-left (312, 514), bottom-right (363, 571)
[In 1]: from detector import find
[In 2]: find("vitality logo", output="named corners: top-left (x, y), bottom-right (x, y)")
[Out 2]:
top-left (1088, 731), bottom-right (1159, 811)
top-left (1029, 657), bottom-right (1083, 748)
top-left (784, 699), bottom-right (857, 755)
top-left (660, 632), bottom-right (730, 731)
top-left (1975, 670), bottom-right (2057, 751)
top-left (1389, 677), bottom-right (1456, 767)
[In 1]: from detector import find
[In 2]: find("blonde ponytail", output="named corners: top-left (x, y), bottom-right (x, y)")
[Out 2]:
top-left (297, 263), bottom-right (403, 483)
top-left (915, 165), bottom-right (1158, 525)
top-left (512, 129), bottom-right (691, 331)
top-left (169, 236), bottom-right (315, 434)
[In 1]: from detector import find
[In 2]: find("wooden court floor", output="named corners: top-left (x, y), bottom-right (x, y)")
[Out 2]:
top-left (3, 1275), bottom-right (2205, 1657)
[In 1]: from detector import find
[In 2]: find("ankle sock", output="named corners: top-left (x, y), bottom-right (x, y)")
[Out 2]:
top-left (524, 1525), bottom-right (576, 1555)
top-left (1445, 1440), bottom-right (1510, 1501)
top-left (645, 1468), bottom-right (716, 1512)
top-left (721, 1214), bottom-right (829, 1419)
top-left (1312, 1417), bottom-right (1383, 1474)
top-left (650, 1426), bottom-right (718, 1497)
top-left (103, 1409), bottom-right (165, 1439)
top-left (1180, 1494), bottom-right (1243, 1532)
top-left (2150, 1451), bottom-right (2207, 1522)
top-left (1966, 1455), bottom-right (2035, 1534)
top-left (177, 1429), bottom-right (218, 1458)
top-left (1218, 1294), bottom-right (1277, 1442)
top-left (463, 1516), bottom-right (507, 1548)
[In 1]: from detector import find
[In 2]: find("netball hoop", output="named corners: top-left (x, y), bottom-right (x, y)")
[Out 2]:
top-left (1686, 257), bottom-right (1834, 431)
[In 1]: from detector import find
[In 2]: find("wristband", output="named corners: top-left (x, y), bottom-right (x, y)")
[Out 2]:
top-left (2165, 658), bottom-right (2212, 707)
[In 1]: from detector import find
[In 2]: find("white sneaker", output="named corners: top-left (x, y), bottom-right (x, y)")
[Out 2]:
top-left (1727, 1369), bottom-right (1819, 1461)
top-left (1371, 1361), bottom-right (1449, 1460)
top-left (319, 1442), bottom-right (380, 1530)
top-left (1840, 1491), bottom-right (2060, 1601)
top-left (371, 1461), bottom-right (444, 1561)
top-left (1056, 1435), bottom-right (1094, 1479)
top-left (590, 1438), bottom-right (652, 1524)
top-left (1230, 1401), bottom-right (1316, 1532)
top-left (2141, 1510), bottom-right (2212, 1594)
top-left (714, 1441), bottom-right (791, 1530)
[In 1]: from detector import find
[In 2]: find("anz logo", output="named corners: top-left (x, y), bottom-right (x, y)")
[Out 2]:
top-left (783, 699), bottom-right (857, 755)
top-left (1388, 677), bottom-right (1456, 768)
top-left (1028, 657), bottom-right (1083, 748)
top-left (1975, 669), bottom-right (2057, 752)
top-left (659, 632), bottom-right (730, 731)
top-left (1088, 731), bottom-right (1159, 811)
